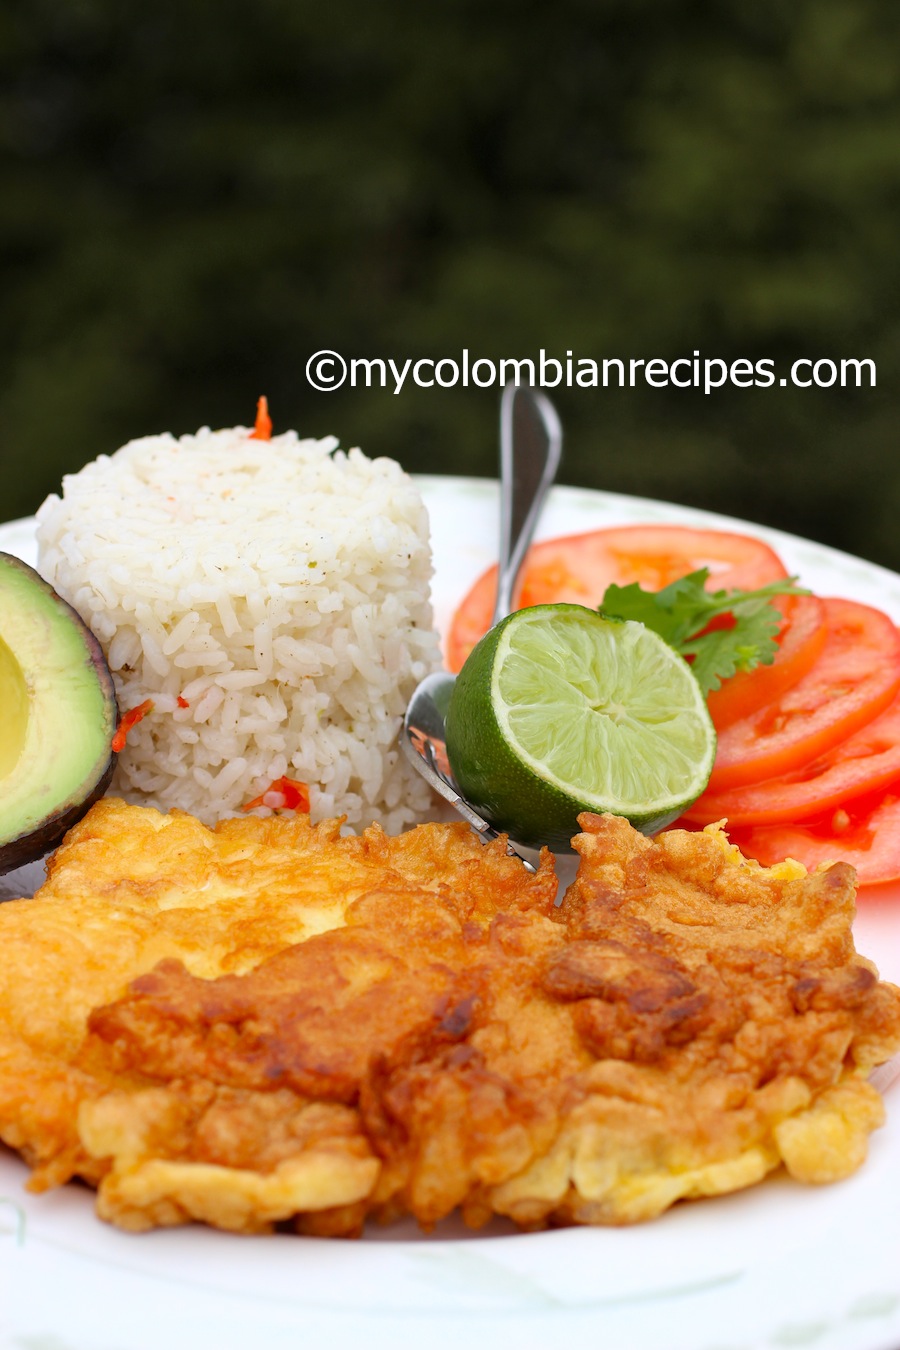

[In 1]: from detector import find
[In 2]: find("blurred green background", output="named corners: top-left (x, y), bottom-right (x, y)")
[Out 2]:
top-left (3, 0), bottom-right (899, 567)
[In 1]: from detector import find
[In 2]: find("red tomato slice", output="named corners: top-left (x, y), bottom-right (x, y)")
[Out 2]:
top-left (702, 597), bottom-right (900, 794)
top-left (447, 524), bottom-right (790, 672)
top-left (685, 690), bottom-right (900, 827)
top-left (705, 594), bottom-right (827, 730)
top-left (726, 790), bottom-right (900, 887)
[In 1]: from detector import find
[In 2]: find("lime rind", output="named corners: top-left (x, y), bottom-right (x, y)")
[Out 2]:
top-left (492, 607), bottom-right (715, 817)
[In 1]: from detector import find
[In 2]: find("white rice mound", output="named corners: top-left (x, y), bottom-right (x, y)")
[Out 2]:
top-left (35, 425), bottom-right (443, 833)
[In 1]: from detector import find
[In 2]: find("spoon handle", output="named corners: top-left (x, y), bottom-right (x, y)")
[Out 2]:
top-left (491, 385), bottom-right (564, 627)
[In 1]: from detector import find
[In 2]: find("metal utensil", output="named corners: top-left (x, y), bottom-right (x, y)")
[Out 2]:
top-left (401, 383), bottom-right (562, 866)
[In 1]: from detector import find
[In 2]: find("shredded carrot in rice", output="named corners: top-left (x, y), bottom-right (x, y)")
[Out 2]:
top-left (242, 776), bottom-right (311, 813)
top-left (249, 395), bottom-right (272, 440)
top-left (176, 695), bottom-right (190, 708)
top-left (112, 699), bottom-right (154, 753)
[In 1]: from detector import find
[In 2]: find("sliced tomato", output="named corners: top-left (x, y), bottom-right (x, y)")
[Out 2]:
top-left (705, 594), bottom-right (827, 730)
top-left (447, 524), bottom-right (790, 672)
top-left (701, 597), bottom-right (900, 794)
top-left (685, 690), bottom-right (900, 827)
top-left (726, 790), bottom-right (900, 887)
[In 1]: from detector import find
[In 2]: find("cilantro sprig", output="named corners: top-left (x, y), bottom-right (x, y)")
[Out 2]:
top-left (599, 569), bottom-right (808, 697)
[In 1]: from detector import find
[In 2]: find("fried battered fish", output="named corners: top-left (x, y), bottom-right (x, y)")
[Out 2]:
top-left (0, 798), bottom-right (897, 1236)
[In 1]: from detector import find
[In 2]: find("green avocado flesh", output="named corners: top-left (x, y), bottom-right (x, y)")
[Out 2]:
top-left (0, 552), bottom-right (117, 873)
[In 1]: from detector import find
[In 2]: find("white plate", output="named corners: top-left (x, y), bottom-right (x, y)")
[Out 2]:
top-left (1, 480), bottom-right (900, 1350)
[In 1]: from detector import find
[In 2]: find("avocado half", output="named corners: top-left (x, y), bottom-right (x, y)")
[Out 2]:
top-left (0, 552), bottom-right (117, 874)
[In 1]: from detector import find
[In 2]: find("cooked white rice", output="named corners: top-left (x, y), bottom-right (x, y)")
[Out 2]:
top-left (35, 424), bottom-right (442, 832)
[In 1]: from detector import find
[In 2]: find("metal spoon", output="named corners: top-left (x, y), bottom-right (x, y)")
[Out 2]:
top-left (401, 384), bottom-right (562, 866)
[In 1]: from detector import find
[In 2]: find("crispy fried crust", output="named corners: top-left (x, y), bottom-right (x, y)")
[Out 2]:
top-left (0, 799), bottom-right (897, 1235)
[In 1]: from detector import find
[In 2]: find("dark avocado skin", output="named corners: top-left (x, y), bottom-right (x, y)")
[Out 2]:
top-left (0, 552), bottom-right (118, 876)
top-left (0, 756), bottom-right (115, 874)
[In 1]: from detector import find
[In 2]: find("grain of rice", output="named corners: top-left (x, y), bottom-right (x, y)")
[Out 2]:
top-left (36, 424), bottom-right (442, 831)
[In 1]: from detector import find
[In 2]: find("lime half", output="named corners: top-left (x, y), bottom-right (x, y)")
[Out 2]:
top-left (444, 603), bottom-right (716, 851)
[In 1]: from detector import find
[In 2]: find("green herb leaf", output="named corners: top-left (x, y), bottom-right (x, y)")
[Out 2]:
top-left (599, 569), bottom-right (808, 697)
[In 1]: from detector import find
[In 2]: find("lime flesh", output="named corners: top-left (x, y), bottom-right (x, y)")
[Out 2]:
top-left (444, 604), bottom-right (716, 851)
